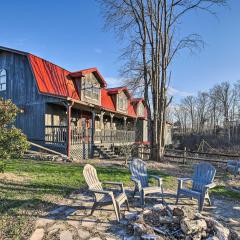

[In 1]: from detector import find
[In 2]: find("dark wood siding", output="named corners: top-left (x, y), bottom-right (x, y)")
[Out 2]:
top-left (0, 50), bottom-right (62, 142)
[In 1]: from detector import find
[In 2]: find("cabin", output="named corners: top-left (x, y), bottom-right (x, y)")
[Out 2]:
top-left (0, 46), bottom-right (149, 160)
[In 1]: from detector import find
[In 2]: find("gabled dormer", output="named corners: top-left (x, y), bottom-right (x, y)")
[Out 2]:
top-left (107, 86), bottom-right (131, 114)
top-left (131, 98), bottom-right (146, 118)
top-left (69, 68), bottom-right (107, 105)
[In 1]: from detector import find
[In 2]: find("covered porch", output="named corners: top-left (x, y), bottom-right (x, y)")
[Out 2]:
top-left (44, 100), bottom-right (136, 160)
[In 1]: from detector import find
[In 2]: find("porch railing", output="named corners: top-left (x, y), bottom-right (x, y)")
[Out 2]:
top-left (45, 126), bottom-right (67, 145)
top-left (70, 127), bottom-right (91, 145)
top-left (94, 129), bottom-right (135, 143)
top-left (45, 126), bottom-right (135, 145)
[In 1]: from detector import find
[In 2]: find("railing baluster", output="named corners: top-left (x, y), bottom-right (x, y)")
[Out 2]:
top-left (45, 126), bottom-right (136, 146)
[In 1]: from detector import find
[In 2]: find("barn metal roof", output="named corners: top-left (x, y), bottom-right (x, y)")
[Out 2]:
top-left (0, 46), bottom-right (148, 119)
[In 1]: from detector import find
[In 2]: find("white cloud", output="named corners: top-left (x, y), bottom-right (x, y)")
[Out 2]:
top-left (105, 77), bottom-right (126, 88)
top-left (167, 87), bottom-right (193, 97)
top-left (94, 48), bottom-right (103, 54)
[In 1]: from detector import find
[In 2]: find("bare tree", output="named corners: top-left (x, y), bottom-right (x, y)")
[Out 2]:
top-left (211, 82), bottom-right (234, 124)
top-left (173, 79), bottom-right (240, 146)
top-left (98, 0), bottom-right (226, 160)
top-left (209, 87), bottom-right (221, 134)
top-left (182, 96), bottom-right (196, 132)
top-left (174, 104), bottom-right (189, 134)
top-left (196, 92), bottom-right (209, 133)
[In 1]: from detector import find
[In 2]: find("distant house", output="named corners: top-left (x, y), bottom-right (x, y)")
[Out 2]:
top-left (0, 46), bottom-right (149, 160)
top-left (165, 121), bottom-right (173, 146)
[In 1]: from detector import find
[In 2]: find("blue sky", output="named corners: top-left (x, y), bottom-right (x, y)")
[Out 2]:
top-left (0, 0), bottom-right (239, 101)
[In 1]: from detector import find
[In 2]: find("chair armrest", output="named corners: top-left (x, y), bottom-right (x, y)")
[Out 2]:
top-left (177, 178), bottom-right (192, 190)
top-left (90, 189), bottom-right (114, 196)
top-left (205, 182), bottom-right (216, 189)
top-left (131, 176), bottom-right (142, 191)
top-left (178, 178), bottom-right (192, 182)
top-left (102, 181), bottom-right (124, 192)
top-left (149, 175), bottom-right (163, 186)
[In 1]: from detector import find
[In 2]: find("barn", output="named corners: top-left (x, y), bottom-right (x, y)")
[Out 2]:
top-left (0, 46), bottom-right (149, 160)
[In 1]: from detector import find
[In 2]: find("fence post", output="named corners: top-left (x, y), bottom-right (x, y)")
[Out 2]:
top-left (183, 147), bottom-right (187, 164)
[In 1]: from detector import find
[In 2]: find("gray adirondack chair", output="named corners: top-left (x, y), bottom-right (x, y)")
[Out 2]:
top-left (129, 158), bottom-right (163, 206)
top-left (227, 160), bottom-right (240, 176)
top-left (83, 164), bottom-right (129, 222)
top-left (176, 162), bottom-right (216, 211)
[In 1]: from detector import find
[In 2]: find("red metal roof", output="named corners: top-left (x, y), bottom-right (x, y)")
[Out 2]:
top-left (0, 46), bottom-right (149, 118)
top-left (101, 88), bottom-right (116, 112)
top-left (128, 101), bottom-right (137, 117)
top-left (107, 86), bottom-right (131, 98)
top-left (28, 54), bottom-right (80, 100)
top-left (28, 54), bottom-right (146, 118)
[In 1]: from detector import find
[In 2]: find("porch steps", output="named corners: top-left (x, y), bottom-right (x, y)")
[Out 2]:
top-left (93, 145), bottom-right (121, 159)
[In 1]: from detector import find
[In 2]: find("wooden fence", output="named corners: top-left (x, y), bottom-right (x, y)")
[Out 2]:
top-left (137, 146), bottom-right (240, 164)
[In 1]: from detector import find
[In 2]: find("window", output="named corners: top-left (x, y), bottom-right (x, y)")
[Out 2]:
top-left (118, 94), bottom-right (127, 111)
top-left (92, 86), bottom-right (99, 100)
top-left (83, 79), bottom-right (100, 101)
top-left (0, 69), bottom-right (6, 91)
top-left (84, 81), bottom-right (92, 98)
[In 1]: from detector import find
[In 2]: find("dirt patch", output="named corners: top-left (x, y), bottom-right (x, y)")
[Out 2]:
top-left (0, 172), bottom-right (31, 183)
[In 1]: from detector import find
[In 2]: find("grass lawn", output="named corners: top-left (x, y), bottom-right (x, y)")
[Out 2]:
top-left (0, 159), bottom-right (239, 239)
top-left (0, 159), bottom-right (175, 239)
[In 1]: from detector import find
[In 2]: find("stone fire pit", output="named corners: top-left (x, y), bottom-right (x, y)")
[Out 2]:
top-left (126, 204), bottom-right (239, 240)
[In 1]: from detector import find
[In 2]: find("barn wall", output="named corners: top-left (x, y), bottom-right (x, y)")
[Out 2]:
top-left (45, 104), bottom-right (67, 126)
top-left (0, 51), bottom-right (60, 142)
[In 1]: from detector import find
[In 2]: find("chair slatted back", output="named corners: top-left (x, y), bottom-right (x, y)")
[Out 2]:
top-left (129, 158), bottom-right (149, 188)
top-left (83, 164), bottom-right (104, 201)
top-left (192, 163), bottom-right (216, 192)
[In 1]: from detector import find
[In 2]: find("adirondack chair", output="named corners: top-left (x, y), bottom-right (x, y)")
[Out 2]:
top-left (227, 160), bottom-right (240, 176)
top-left (129, 158), bottom-right (163, 206)
top-left (83, 164), bottom-right (129, 222)
top-left (176, 162), bottom-right (216, 211)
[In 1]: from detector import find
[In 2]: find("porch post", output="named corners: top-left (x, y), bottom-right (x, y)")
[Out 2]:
top-left (134, 118), bottom-right (137, 129)
top-left (134, 118), bottom-right (137, 142)
top-left (110, 113), bottom-right (114, 129)
top-left (100, 111), bottom-right (105, 130)
top-left (123, 117), bottom-right (127, 142)
top-left (66, 101), bottom-right (73, 160)
top-left (100, 111), bottom-right (105, 143)
top-left (90, 110), bottom-right (96, 159)
top-left (123, 117), bottom-right (127, 130)
top-left (110, 113), bottom-right (115, 143)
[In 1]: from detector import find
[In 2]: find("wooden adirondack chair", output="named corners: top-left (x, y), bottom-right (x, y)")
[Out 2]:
top-left (227, 160), bottom-right (240, 176)
top-left (176, 162), bottom-right (216, 211)
top-left (83, 164), bottom-right (129, 222)
top-left (129, 158), bottom-right (164, 206)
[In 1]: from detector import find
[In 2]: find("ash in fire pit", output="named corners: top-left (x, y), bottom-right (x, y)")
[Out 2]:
top-left (126, 205), bottom-right (239, 240)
